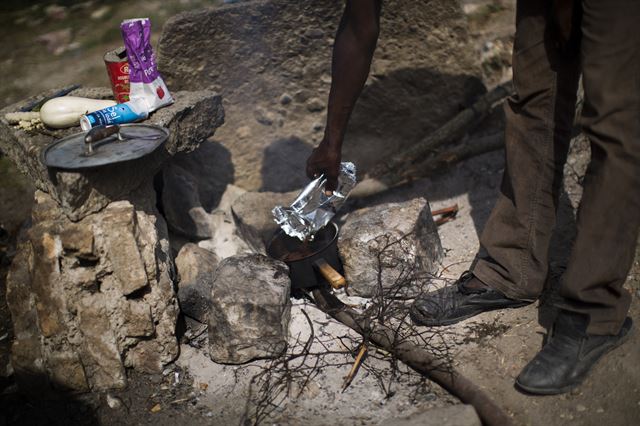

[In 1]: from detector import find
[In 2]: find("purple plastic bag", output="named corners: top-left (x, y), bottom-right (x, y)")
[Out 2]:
top-left (121, 18), bottom-right (173, 112)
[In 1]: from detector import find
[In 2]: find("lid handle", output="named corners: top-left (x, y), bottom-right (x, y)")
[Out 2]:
top-left (84, 125), bottom-right (121, 156)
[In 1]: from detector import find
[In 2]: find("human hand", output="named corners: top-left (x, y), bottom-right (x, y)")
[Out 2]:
top-left (306, 139), bottom-right (341, 194)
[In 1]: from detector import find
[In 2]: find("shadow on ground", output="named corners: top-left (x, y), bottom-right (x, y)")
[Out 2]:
top-left (0, 376), bottom-right (99, 426)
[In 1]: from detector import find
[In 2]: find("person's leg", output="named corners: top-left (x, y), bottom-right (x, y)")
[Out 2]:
top-left (557, 0), bottom-right (640, 335)
top-left (472, 0), bottom-right (580, 301)
top-left (516, 0), bottom-right (639, 394)
top-left (412, 0), bottom-right (581, 325)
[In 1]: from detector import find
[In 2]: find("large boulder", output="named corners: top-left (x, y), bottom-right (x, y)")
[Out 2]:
top-left (208, 254), bottom-right (291, 364)
top-left (338, 198), bottom-right (443, 297)
top-left (158, 0), bottom-right (482, 191)
top-left (175, 243), bottom-right (220, 323)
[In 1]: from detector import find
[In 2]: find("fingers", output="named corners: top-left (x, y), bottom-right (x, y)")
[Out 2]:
top-left (324, 169), bottom-right (339, 193)
top-left (306, 145), bottom-right (341, 194)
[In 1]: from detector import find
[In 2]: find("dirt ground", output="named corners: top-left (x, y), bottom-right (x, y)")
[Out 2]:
top-left (1, 1), bottom-right (639, 425)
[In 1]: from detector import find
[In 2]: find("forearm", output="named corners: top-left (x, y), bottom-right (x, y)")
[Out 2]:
top-left (324, 0), bottom-right (382, 150)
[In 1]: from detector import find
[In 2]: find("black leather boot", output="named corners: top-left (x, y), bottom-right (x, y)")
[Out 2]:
top-left (410, 271), bottom-right (530, 326)
top-left (516, 310), bottom-right (633, 395)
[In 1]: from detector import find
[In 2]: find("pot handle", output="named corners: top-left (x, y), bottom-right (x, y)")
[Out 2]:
top-left (313, 258), bottom-right (346, 290)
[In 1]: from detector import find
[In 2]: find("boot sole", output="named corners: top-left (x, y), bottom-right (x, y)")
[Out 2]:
top-left (515, 322), bottom-right (633, 395)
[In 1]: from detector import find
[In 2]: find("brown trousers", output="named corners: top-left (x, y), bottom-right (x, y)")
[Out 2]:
top-left (473, 0), bottom-right (640, 335)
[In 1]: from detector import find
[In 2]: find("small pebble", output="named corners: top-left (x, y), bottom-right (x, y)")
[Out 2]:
top-left (576, 404), bottom-right (586, 412)
top-left (279, 93), bottom-right (292, 105)
top-left (306, 97), bottom-right (324, 113)
top-left (254, 107), bottom-right (275, 126)
top-left (106, 394), bottom-right (123, 409)
top-left (596, 408), bottom-right (604, 413)
top-left (304, 28), bottom-right (324, 39)
top-left (236, 126), bottom-right (251, 139)
top-left (294, 89), bottom-right (311, 103)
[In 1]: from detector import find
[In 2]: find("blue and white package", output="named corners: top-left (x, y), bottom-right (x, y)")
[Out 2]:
top-left (80, 99), bottom-right (148, 131)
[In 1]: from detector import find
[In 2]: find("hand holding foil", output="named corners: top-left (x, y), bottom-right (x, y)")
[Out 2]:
top-left (273, 162), bottom-right (357, 241)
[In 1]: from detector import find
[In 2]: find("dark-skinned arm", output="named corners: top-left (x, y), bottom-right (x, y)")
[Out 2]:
top-left (306, 0), bottom-right (382, 192)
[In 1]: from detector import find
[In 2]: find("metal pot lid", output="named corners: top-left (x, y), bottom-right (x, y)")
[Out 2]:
top-left (42, 123), bottom-right (169, 170)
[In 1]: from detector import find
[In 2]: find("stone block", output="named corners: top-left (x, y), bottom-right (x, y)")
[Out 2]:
top-left (338, 198), bottom-right (443, 297)
top-left (77, 294), bottom-right (126, 390)
top-left (175, 243), bottom-right (219, 323)
top-left (97, 202), bottom-right (148, 296)
top-left (60, 223), bottom-right (95, 258)
top-left (46, 351), bottom-right (89, 392)
top-left (208, 254), bottom-right (291, 364)
top-left (122, 302), bottom-right (155, 338)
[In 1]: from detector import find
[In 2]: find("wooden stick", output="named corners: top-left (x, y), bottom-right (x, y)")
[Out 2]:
top-left (311, 287), bottom-right (514, 426)
top-left (431, 204), bottom-right (459, 217)
top-left (341, 343), bottom-right (368, 392)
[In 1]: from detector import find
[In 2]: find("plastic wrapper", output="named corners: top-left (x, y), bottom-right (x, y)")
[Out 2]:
top-left (273, 162), bottom-right (357, 241)
top-left (121, 18), bottom-right (173, 113)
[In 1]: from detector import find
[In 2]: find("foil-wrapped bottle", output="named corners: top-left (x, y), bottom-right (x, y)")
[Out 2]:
top-left (273, 162), bottom-right (357, 241)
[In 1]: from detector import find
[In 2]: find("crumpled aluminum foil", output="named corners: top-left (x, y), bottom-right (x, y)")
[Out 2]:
top-left (273, 162), bottom-right (357, 241)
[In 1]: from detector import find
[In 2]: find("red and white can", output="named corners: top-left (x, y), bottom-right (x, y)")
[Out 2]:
top-left (104, 46), bottom-right (130, 103)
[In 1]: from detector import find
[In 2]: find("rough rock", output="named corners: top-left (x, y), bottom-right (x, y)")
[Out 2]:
top-left (0, 88), bottom-right (224, 221)
top-left (175, 243), bottom-right (220, 323)
top-left (338, 198), bottom-right (443, 297)
top-left (158, 0), bottom-right (481, 191)
top-left (5, 191), bottom-right (179, 391)
top-left (230, 190), bottom-right (298, 253)
top-left (379, 405), bottom-right (481, 426)
top-left (161, 140), bottom-right (234, 239)
top-left (208, 254), bottom-right (291, 364)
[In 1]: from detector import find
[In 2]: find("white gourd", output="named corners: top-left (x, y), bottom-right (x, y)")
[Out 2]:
top-left (39, 97), bottom-right (117, 129)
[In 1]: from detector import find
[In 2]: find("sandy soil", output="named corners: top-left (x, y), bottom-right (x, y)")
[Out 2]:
top-left (1, 1), bottom-right (639, 425)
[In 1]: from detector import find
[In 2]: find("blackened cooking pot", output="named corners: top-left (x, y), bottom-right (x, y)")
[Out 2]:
top-left (267, 222), bottom-right (346, 289)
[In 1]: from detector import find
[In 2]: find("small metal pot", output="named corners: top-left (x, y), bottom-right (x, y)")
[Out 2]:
top-left (267, 222), bottom-right (346, 289)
